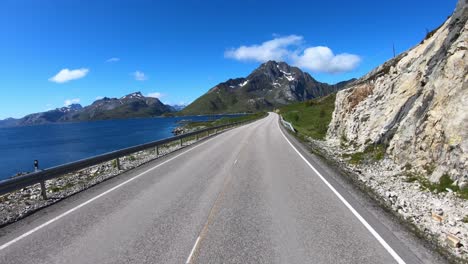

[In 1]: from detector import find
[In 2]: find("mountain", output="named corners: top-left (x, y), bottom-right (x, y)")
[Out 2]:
top-left (4, 104), bottom-right (84, 127)
top-left (0, 92), bottom-right (173, 127)
top-left (180, 61), bottom-right (354, 115)
top-left (169, 104), bottom-right (187, 112)
top-left (327, 0), bottom-right (467, 183)
top-left (63, 92), bottom-right (172, 122)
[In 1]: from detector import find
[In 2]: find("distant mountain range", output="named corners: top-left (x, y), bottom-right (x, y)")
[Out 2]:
top-left (0, 92), bottom-right (182, 127)
top-left (1, 61), bottom-right (354, 126)
top-left (180, 61), bottom-right (355, 115)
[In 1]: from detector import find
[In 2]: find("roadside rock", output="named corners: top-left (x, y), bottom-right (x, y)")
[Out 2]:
top-left (327, 0), bottom-right (468, 183)
top-left (307, 137), bottom-right (468, 261)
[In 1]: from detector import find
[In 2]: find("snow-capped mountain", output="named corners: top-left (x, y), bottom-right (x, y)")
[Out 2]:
top-left (181, 61), bottom-right (354, 114)
top-left (0, 92), bottom-right (173, 127)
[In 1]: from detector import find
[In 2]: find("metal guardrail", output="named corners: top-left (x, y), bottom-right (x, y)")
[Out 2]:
top-left (280, 116), bottom-right (296, 133)
top-left (0, 119), bottom-right (255, 198)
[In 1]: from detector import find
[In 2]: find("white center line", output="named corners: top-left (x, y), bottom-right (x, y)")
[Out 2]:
top-left (186, 236), bottom-right (201, 264)
top-left (277, 117), bottom-right (406, 264)
top-left (234, 159), bottom-right (238, 164)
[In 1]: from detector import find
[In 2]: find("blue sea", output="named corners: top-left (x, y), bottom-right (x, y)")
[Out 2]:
top-left (0, 115), bottom-right (240, 181)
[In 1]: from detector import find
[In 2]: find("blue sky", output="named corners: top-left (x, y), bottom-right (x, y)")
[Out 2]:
top-left (0, 0), bottom-right (457, 119)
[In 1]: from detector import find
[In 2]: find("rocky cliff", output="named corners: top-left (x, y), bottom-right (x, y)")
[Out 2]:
top-left (327, 0), bottom-right (467, 183)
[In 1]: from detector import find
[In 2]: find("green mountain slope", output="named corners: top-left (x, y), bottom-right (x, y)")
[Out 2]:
top-left (181, 61), bottom-right (353, 115)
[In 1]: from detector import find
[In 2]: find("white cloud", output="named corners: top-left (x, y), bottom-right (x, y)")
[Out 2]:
top-left (132, 71), bottom-right (148, 81)
top-left (225, 35), bottom-right (303, 62)
top-left (49, 68), bottom-right (89, 83)
top-left (64, 98), bottom-right (80, 106)
top-left (293, 46), bottom-right (361, 73)
top-left (225, 35), bottom-right (361, 73)
top-left (106, 57), bottom-right (120, 63)
top-left (147, 92), bottom-right (164, 98)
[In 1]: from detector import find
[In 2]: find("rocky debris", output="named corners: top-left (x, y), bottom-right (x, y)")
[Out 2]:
top-left (327, 0), bottom-right (468, 183)
top-left (172, 126), bottom-right (186, 135)
top-left (307, 137), bottom-right (468, 260)
top-left (447, 233), bottom-right (462, 248)
top-left (0, 136), bottom-right (206, 227)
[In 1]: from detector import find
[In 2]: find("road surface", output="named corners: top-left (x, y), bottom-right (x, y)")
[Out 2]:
top-left (0, 113), bottom-right (445, 263)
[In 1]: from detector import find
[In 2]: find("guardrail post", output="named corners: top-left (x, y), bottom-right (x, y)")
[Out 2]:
top-left (115, 158), bottom-right (121, 170)
top-left (34, 160), bottom-right (47, 199)
top-left (156, 145), bottom-right (159, 156)
top-left (40, 181), bottom-right (47, 200)
top-left (180, 138), bottom-right (183, 146)
top-left (196, 133), bottom-right (199, 140)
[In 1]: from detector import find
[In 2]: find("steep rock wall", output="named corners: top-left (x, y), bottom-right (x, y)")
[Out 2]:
top-left (327, 0), bottom-right (467, 183)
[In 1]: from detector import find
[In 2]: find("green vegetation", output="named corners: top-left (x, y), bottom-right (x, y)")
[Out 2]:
top-left (279, 94), bottom-right (336, 140)
top-left (404, 173), bottom-right (468, 199)
top-left (49, 182), bottom-right (76, 193)
top-left (179, 88), bottom-right (243, 115)
top-left (128, 155), bottom-right (137, 161)
top-left (342, 144), bottom-right (386, 164)
top-left (463, 215), bottom-right (468, 223)
top-left (403, 163), bottom-right (412, 171)
top-left (183, 112), bottom-right (267, 131)
top-left (50, 186), bottom-right (61, 193)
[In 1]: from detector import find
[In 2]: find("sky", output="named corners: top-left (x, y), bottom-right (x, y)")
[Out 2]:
top-left (0, 0), bottom-right (457, 119)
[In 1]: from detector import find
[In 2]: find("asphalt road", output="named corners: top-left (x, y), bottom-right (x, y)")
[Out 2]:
top-left (0, 113), bottom-right (446, 263)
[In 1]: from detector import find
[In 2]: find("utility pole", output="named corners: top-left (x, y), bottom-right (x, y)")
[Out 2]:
top-left (392, 43), bottom-right (396, 58)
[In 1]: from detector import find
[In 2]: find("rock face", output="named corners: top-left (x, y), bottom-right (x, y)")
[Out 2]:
top-left (327, 0), bottom-right (468, 183)
top-left (181, 61), bottom-right (354, 114)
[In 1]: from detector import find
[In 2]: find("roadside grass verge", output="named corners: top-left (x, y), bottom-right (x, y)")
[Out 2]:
top-left (279, 94), bottom-right (336, 140)
top-left (183, 112), bottom-right (267, 131)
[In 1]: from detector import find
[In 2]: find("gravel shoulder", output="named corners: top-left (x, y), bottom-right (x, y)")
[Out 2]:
top-left (281, 125), bottom-right (468, 263)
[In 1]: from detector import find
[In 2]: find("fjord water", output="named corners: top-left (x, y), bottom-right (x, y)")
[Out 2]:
top-left (0, 115), bottom-right (237, 181)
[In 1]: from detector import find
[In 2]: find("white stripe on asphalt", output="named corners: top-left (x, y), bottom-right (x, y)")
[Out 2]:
top-left (277, 118), bottom-right (406, 264)
top-left (0, 129), bottom-right (234, 251)
top-left (186, 236), bottom-right (201, 264)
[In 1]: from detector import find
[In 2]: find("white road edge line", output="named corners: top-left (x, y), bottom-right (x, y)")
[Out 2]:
top-left (0, 132), bottom-right (226, 251)
top-left (186, 236), bottom-right (201, 264)
top-left (277, 119), bottom-right (406, 264)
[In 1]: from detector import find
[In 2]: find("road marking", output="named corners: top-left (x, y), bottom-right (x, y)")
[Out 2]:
top-left (234, 159), bottom-right (238, 164)
top-left (186, 236), bottom-right (201, 264)
top-left (0, 132), bottom-right (229, 251)
top-left (277, 118), bottom-right (406, 264)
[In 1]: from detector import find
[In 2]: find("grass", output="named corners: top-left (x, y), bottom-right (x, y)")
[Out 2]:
top-left (463, 215), bottom-right (468, 223)
top-left (279, 94), bottom-right (336, 140)
top-left (183, 112), bottom-right (267, 131)
top-left (342, 144), bottom-right (386, 164)
top-left (405, 173), bottom-right (468, 199)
